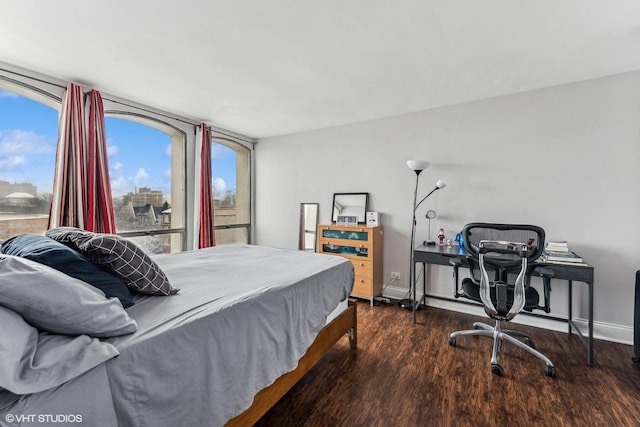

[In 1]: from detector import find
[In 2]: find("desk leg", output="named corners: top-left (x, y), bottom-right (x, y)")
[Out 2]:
top-left (411, 261), bottom-right (428, 323)
top-left (423, 263), bottom-right (426, 312)
top-left (568, 279), bottom-right (573, 336)
top-left (412, 259), bottom-right (417, 323)
top-left (568, 279), bottom-right (594, 366)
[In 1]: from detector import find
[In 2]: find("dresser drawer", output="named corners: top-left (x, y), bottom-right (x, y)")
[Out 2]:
top-left (320, 240), bottom-right (370, 258)
top-left (352, 275), bottom-right (372, 297)
top-left (351, 259), bottom-right (371, 276)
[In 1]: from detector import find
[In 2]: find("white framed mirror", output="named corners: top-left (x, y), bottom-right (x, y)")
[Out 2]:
top-left (299, 203), bottom-right (319, 251)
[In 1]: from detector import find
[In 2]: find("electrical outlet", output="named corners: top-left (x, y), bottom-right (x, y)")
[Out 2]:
top-left (391, 272), bottom-right (401, 280)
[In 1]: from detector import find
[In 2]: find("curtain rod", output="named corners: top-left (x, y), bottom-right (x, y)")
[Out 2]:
top-left (102, 97), bottom-right (197, 127)
top-left (100, 97), bottom-right (255, 145)
top-left (0, 66), bottom-right (255, 145)
top-left (0, 66), bottom-right (66, 90)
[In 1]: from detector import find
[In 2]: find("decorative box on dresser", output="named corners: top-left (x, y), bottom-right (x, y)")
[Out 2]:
top-left (317, 224), bottom-right (383, 306)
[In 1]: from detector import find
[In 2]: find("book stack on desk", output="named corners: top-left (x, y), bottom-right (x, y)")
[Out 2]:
top-left (540, 240), bottom-right (587, 265)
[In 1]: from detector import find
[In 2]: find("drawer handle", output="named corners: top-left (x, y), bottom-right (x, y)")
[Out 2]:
top-left (360, 279), bottom-right (365, 283)
top-left (359, 263), bottom-right (364, 267)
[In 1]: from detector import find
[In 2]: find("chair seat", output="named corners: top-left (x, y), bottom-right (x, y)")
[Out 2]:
top-left (461, 278), bottom-right (540, 311)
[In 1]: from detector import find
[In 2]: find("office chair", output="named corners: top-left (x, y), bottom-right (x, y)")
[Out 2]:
top-left (448, 223), bottom-right (556, 377)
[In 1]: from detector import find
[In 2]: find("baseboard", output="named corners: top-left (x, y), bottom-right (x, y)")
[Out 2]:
top-left (382, 285), bottom-right (633, 345)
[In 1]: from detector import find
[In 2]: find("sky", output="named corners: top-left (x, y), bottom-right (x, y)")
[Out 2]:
top-left (0, 89), bottom-right (236, 200)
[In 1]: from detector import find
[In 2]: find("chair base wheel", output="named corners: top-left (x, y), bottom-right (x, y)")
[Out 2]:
top-left (545, 365), bottom-right (556, 378)
top-left (448, 336), bottom-right (456, 347)
top-left (491, 363), bottom-right (504, 376)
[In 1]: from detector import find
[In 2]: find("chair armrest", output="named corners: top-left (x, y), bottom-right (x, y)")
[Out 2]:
top-left (532, 266), bottom-right (554, 278)
top-left (449, 257), bottom-right (464, 268)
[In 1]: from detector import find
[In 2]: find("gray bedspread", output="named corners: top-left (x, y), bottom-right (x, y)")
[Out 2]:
top-left (0, 244), bottom-right (353, 427)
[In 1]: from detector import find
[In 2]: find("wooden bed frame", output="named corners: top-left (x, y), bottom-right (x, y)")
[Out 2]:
top-left (226, 298), bottom-right (358, 426)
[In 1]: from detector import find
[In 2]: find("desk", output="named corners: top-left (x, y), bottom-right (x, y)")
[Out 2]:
top-left (412, 244), bottom-right (595, 365)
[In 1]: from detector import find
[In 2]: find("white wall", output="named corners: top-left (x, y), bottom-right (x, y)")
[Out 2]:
top-left (255, 71), bottom-right (640, 343)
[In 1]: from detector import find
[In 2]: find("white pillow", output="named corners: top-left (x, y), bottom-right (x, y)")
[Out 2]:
top-left (0, 306), bottom-right (119, 394)
top-left (0, 255), bottom-right (137, 337)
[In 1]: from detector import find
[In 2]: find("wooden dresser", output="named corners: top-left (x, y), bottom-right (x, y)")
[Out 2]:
top-left (317, 224), bottom-right (383, 305)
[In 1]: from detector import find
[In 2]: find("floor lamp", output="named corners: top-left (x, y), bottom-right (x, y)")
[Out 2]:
top-left (399, 160), bottom-right (446, 312)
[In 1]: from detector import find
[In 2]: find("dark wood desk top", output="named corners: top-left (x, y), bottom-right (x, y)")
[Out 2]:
top-left (413, 243), bottom-right (594, 283)
top-left (413, 243), bottom-right (468, 265)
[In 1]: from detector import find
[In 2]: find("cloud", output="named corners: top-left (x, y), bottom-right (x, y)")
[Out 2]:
top-left (0, 155), bottom-right (27, 170)
top-left (107, 143), bottom-right (119, 156)
top-left (211, 142), bottom-right (233, 159)
top-left (134, 168), bottom-right (148, 186)
top-left (213, 177), bottom-right (227, 195)
top-left (0, 129), bottom-right (54, 156)
top-left (108, 162), bottom-right (131, 197)
top-left (110, 176), bottom-right (133, 197)
top-left (0, 130), bottom-right (54, 174)
top-left (0, 90), bottom-right (19, 99)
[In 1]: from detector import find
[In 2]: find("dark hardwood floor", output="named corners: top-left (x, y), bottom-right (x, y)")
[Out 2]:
top-left (255, 302), bottom-right (640, 427)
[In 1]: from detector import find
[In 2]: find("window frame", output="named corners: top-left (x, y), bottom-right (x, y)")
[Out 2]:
top-left (103, 110), bottom-right (188, 252)
top-left (0, 72), bottom-right (63, 241)
top-left (210, 135), bottom-right (253, 244)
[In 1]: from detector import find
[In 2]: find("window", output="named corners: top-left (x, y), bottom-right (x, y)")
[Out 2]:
top-left (104, 115), bottom-right (185, 253)
top-left (0, 87), bottom-right (58, 241)
top-left (211, 138), bottom-right (251, 244)
top-left (0, 72), bottom-right (251, 250)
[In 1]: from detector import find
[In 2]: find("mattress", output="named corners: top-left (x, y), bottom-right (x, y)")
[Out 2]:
top-left (0, 244), bottom-right (354, 427)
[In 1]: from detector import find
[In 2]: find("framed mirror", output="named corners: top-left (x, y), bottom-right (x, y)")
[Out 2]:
top-left (331, 193), bottom-right (369, 224)
top-left (299, 203), bottom-right (319, 251)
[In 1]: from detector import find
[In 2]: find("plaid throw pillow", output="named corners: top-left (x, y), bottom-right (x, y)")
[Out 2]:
top-left (45, 226), bottom-right (94, 251)
top-left (77, 234), bottom-right (178, 296)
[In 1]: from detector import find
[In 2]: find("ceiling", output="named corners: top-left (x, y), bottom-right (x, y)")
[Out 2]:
top-left (1, 1), bottom-right (639, 139)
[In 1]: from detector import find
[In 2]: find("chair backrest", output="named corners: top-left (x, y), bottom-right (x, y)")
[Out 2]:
top-left (463, 223), bottom-right (545, 268)
top-left (463, 223), bottom-right (545, 319)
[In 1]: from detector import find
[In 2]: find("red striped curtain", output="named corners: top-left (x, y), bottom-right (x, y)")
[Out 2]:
top-left (49, 84), bottom-right (116, 233)
top-left (198, 123), bottom-right (216, 248)
top-left (87, 90), bottom-right (116, 233)
top-left (49, 83), bottom-right (87, 229)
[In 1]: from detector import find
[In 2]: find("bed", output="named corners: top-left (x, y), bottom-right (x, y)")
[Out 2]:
top-left (0, 232), bottom-right (356, 427)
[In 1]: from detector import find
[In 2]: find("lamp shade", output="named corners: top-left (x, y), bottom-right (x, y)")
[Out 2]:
top-left (435, 179), bottom-right (446, 189)
top-left (406, 160), bottom-right (428, 172)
